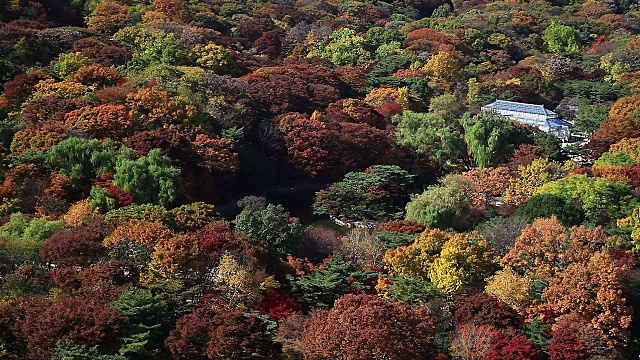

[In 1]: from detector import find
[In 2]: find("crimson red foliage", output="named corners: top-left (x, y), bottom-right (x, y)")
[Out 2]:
top-left (196, 220), bottom-right (235, 258)
top-left (71, 37), bottom-right (132, 66)
top-left (255, 289), bottom-right (302, 321)
top-left (76, 260), bottom-right (139, 289)
top-left (549, 327), bottom-right (591, 360)
top-left (377, 101), bottom-right (404, 119)
top-left (485, 332), bottom-right (545, 360)
top-left (506, 144), bottom-right (544, 170)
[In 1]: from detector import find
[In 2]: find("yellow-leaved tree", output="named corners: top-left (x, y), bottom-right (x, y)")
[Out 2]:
top-left (421, 52), bottom-right (461, 89)
top-left (485, 268), bottom-right (532, 313)
top-left (504, 157), bottom-right (564, 205)
top-left (383, 229), bottom-right (498, 295)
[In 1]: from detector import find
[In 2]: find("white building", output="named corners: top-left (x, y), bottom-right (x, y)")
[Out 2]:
top-left (481, 100), bottom-right (572, 141)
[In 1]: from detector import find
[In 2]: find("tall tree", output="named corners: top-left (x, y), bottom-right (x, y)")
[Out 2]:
top-left (166, 304), bottom-right (281, 359)
top-left (462, 111), bottom-right (522, 169)
top-left (301, 294), bottom-right (436, 360)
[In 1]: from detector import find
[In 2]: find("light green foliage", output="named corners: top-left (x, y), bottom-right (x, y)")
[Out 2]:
top-left (462, 111), bottom-right (521, 168)
top-left (594, 151), bottom-right (636, 167)
top-left (51, 52), bottom-right (93, 78)
top-left (235, 203), bottom-right (302, 261)
top-left (310, 27), bottom-right (372, 66)
top-left (376, 41), bottom-right (403, 59)
top-left (537, 174), bottom-right (639, 225)
top-left (46, 138), bottom-right (118, 186)
top-left (405, 175), bottom-right (474, 230)
top-left (313, 165), bottom-right (414, 221)
top-left (394, 111), bottom-right (466, 165)
top-left (89, 186), bottom-right (117, 212)
top-left (543, 21), bottom-right (582, 54)
top-left (0, 213), bottom-right (65, 263)
top-left (113, 149), bottom-right (183, 206)
top-left (113, 26), bottom-right (188, 70)
top-left (52, 340), bottom-right (126, 360)
top-left (110, 288), bottom-right (170, 358)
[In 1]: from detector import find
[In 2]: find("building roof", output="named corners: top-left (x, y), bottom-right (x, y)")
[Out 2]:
top-left (483, 100), bottom-right (558, 118)
top-left (548, 118), bottom-right (573, 127)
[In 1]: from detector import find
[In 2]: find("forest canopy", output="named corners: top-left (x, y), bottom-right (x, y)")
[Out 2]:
top-left (2, 0), bottom-right (640, 359)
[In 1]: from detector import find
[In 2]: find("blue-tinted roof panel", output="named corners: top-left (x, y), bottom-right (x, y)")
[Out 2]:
top-left (484, 100), bottom-right (558, 117)
top-left (548, 118), bottom-right (572, 127)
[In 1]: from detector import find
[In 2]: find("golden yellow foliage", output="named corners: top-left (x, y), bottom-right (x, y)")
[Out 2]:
top-left (384, 229), bottom-right (498, 295)
top-left (485, 268), bottom-right (532, 312)
top-left (421, 52), bottom-right (461, 87)
top-left (504, 157), bottom-right (563, 205)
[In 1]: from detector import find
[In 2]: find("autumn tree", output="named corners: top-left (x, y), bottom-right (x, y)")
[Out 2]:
top-left (484, 332), bottom-right (545, 360)
top-left (422, 51), bottom-right (461, 89)
top-left (449, 324), bottom-right (501, 360)
top-left (40, 227), bottom-right (106, 268)
top-left (453, 293), bottom-right (523, 330)
top-left (210, 253), bottom-right (273, 310)
top-left (64, 105), bottom-right (134, 139)
top-left (588, 116), bottom-right (640, 158)
top-left (301, 294), bottom-right (436, 360)
top-left (543, 251), bottom-right (633, 345)
top-left (548, 313), bottom-right (619, 360)
top-left (504, 157), bottom-right (565, 205)
top-left (166, 304), bottom-right (281, 359)
top-left (284, 116), bottom-right (393, 177)
top-left (242, 65), bottom-right (343, 115)
top-left (19, 296), bottom-right (125, 359)
top-left (384, 229), bottom-right (498, 295)
top-left (501, 216), bottom-right (593, 280)
top-left (485, 268), bottom-right (533, 313)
